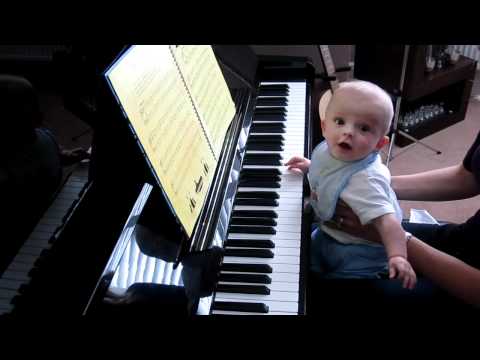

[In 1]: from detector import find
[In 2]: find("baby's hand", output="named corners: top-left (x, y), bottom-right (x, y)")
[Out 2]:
top-left (285, 156), bottom-right (311, 175)
top-left (388, 256), bottom-right (417, 290)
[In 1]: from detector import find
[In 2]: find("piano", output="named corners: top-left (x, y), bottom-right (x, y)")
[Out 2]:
top-left (0, 45), bottom-right (326, 317)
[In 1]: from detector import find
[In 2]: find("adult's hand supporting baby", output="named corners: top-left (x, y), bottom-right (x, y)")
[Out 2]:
top-left (325, 200), bottom-right (381, 243)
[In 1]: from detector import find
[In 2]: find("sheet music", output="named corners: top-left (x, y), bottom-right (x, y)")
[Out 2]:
top-left (106, 45), bottom-right (216, 236)
top-left (171, 45), bottom-right (236, 158)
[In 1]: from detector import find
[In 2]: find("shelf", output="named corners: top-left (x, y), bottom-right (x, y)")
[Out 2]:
top-left (394, 111), bottom-right (463, 147)
top-left (405, 56), bottom-right (476, 101)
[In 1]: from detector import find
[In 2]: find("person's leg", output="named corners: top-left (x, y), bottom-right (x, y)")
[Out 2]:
top-left (310, 225), bottom-right (329, 274)
top-left (402, 221), bottom-right (447, 244)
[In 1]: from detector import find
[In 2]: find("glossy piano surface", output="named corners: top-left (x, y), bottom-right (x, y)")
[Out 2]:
top-left (4, 46), bottom-right (317, 317)
top-left (85, 76), bottom-right (313, 315)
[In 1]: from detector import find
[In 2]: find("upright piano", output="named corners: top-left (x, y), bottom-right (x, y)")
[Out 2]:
top-left (0, 45), bottom-right (327, 317)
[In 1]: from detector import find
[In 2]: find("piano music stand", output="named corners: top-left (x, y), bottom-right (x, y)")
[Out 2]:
top-left (385, 45), bottom-right (441, 167)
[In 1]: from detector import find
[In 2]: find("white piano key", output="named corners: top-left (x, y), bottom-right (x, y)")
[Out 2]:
top-left (0, 289), bottom-right (17, 300)
top-left (225, 237), bottom-right (300, 248)
top-left (18, 246), bottom-right (44, 256)
top-left (220, 271), bottom-right (299, 283)
top-left (234, 203), bottom-right (302, 212)
top-left (1, 271), bottom-right (30, 282)
top-left (0, 279), bottom-right (23, 291)
top-left (222, 261), bottom-right (299, 274)
top-left (211, 310), bottom-right (297, 315)
top-left (224, 246), bottom-right (300, 257)
top-left (0, 166), bottom-right (88, 315)
top-left (223, 254), bottom-right (299, 265)
top-left (229, 231), bottom-right (301, 241)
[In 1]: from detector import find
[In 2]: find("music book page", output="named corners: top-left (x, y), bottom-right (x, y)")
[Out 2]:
top-left (171, 45), bottom-right (236, 158)
top-left (105, 45), bottom-right (217, 236)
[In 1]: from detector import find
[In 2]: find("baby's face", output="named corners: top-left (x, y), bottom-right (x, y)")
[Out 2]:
top-left (321, 88), bottom-right (388, 162)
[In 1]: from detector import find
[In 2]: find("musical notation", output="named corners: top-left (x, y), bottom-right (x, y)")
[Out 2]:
top-left (105, 45), bottom-right (221, 236)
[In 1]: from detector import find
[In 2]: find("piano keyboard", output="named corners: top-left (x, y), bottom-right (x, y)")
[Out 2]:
top-left (0, 163), bottom-right (89, 316)
top-left (211, 81), bottom-right (307, 315)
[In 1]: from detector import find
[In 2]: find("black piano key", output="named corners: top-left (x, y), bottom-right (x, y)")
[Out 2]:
top-left (258, 88), bottom-right (289, 96)
top-left (239, 175), bottom-right (281, 184)
top-left (219, 272), bottom-right (272, 284)
top-left (220, 263), bottom-right (273, 273)
top-left (243, 158), bottom-right (282, 166)
top-left (235, 191), bottom-right (279, 199)
top-left (212, 301), bottom-right (269, 314)
top-left (256, 98), bottom-right (287, 107)
top-left (246, 143), bottom-right (283, 151)
top-left (224, 239), bottom-right (275, 249)
top-left (248, 134), bottom-right (284, 143)
top-left (228, 225), bottom-right (276, 235)
top-left (234, 198), bottom-right (278, 207)
top-left (216, 284), bottom-right (270, 295)
top-left (250, 124), bottom-right (285, 134)
top-left (240, 168), bottom-right (281, 177)
top-left (232, 210), bottom-right (278, 218)
top-left (230, 217), bottom-right (277, 227)
top-left (245, 153), bottom-right (282, 161)
top-left (253, 114), bottom-right (286, 122)
top-left (254, 107), bottom-right (286, 115)
top-left (224, 248), bottom-right (275, 258)
top-left (259, 84), bottom-right (289, 90)
top-left (238, 180), bottom-right (280, 188)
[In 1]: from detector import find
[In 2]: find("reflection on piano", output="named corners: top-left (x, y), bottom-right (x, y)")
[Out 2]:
top-left (0, 46), bottom-right (325, 317)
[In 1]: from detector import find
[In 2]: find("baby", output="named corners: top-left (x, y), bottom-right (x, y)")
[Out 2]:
top-left (286, 80), bottom-right (416, 289)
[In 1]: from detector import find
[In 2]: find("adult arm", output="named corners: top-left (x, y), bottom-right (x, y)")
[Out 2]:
top-left (407, 236), bottom-right (480, 306)
top-left (391, 164), bottom-right (480, 201)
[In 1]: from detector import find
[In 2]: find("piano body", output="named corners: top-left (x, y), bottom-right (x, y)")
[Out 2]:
top-left (0, 45), bottom-right (326, 316)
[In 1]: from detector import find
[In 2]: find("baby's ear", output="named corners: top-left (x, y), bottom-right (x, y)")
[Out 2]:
top-left (375, 135), bottom-right (389, 150)
top-left (318, 90), bottom-right (332, 121)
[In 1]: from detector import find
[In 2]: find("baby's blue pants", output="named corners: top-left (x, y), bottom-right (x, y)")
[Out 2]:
top-left (310, 225), bottom-right (389, 279)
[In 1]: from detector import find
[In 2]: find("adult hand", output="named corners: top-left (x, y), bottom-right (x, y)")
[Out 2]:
top-left (325, 200), bottom-right (381, 243)
top-left (285, 156), bottom-right (311, 175)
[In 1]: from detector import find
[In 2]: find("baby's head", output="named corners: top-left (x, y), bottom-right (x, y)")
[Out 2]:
top-left (320, 80), bottom-right (393, 162)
